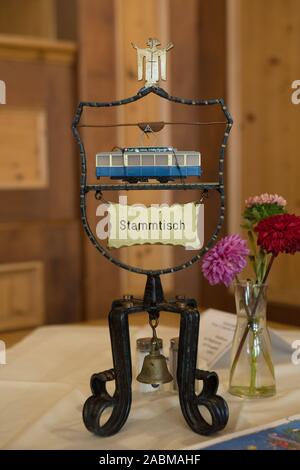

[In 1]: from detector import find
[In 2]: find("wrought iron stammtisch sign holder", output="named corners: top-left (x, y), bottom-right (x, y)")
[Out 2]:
top-left (72, 39), bottom-right (233, 437)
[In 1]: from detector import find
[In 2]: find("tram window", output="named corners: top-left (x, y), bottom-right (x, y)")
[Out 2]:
top-left (155, 155), bottom-right (168, 166)
top-left (97, 155), bottom-right (110, 166)
top-left (186, 154), bottom-right (199, 166)
top-left (142, 155), bottom-right (154, 166)
top-left (111, 156), bottom-right (123, 166)
top-left (172, 155), bottom-right (184, 166)
top-left (128, 155), bottom-right (140, 166)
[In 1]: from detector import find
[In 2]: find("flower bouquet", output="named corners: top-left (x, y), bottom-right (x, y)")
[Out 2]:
top-left (201, 194), bottom-right (300, 398)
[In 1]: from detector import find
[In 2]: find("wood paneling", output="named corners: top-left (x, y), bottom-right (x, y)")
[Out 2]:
top-left (171, 0), bottom-right (231, 310)
top-left (0, 35), bottom-right (82, 330)
top-left (0, 107), bottom-right (48, 189)
top-left (55, 0), bottom-right (77, 41)
top-left (0, 261), bottom-right (44, 330)
top-left (0, 221), bottom-right (82, 327)
top-left (0, 35), bottom-right (76, 64)
top-left (229, 0), bottom-right (300, 309)
top-left (170, 0), bottom-right (202, 303)
top-left (0, 56), bottom-right (77, 221)
top-left (77, 0), bottom-right (121, 318)
top-left (0, 0), bottom-right (57, 39)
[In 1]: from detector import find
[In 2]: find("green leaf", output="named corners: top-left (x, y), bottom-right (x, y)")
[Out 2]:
top-left (242, 204), bottom-right (286, 227)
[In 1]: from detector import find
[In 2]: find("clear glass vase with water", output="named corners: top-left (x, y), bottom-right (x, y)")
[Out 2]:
top-left (229, 281), bottom-right (276, 398)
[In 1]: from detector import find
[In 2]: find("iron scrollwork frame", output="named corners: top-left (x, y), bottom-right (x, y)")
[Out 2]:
top-left (72, 86), bottom-right (233, 437)
top-left (72, 86), bottom-right (233, 276)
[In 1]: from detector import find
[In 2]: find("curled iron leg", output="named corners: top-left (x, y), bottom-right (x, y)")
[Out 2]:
top-left (177, 308), bottom-right (229, 435)
top-left (82, 306), bottom-right (132, 437)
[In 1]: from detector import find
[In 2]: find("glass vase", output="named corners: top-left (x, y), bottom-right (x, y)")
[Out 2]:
top-left (229, 281), bottom-right (276, 398)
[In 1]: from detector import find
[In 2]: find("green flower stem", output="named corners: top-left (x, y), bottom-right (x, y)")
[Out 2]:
top-left (247, 229), bottom-right (257, 257)
top-left (247, 229), bottom-right (259, 280)
top-left (252, 255), bottom-right (275, 314)
top-left (255, 249), bottom-right (267, 284)
top-left (231, 256), bottom-right (276, 389)
top-left (229, 321), bottom-right (251, 383)
top-left (262, 345), bottom-right (276, 380)
top-left (249, 326), bottom-right (257, 395)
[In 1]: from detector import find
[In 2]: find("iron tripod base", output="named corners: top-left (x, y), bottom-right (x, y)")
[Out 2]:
top-left (82, 275), bottom-right (229, 437)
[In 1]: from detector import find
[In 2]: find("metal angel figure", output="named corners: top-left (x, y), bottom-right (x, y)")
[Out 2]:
top-left (132, 38), bottom-right (174, 88)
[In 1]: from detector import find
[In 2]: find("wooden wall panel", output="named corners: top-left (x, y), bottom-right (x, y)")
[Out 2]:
top-left (0, 37), bottom-right (82, 330)
top-left (0, 35), bottom-right (76, 63)
top-left (55, 0), bottom-right (77, 41)
top-left (0, 261), bottom-right (44, 330)
top-left (77, 0), bottom-right (121, 318)
top-left (0, 221), bottom-right (82, 328)
top-left (0, 107), bottom-right (48, 189)
top-left (0, 57), bottom-right (77, 221)
top-left (0, 0), bottom-right (57, 38)
top-left (171, 0), bottom-right (231, 310)
top-left (229, 0), bottom-right (300, 312)
top-left (170, 0), bottom-right (202, 303)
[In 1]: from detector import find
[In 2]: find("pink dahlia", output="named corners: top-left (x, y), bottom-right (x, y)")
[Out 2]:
top-left (245, 193), bottom-right (287, 208)
top-left (202, 234), bottom-right (249, 287)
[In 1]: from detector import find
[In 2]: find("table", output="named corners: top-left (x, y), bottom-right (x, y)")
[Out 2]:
top-left (0, 312), bottom-right (299, 450)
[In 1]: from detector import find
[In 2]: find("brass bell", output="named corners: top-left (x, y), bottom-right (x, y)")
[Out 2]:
top-left (137, 340), bottom-right (173, 387)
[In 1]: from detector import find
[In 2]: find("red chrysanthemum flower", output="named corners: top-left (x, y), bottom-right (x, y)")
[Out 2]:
top-left (255, 214), bottom-right (300, 256)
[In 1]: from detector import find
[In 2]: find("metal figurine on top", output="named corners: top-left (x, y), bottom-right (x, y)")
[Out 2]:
top-left (72, 38), bottom-right (233, 437)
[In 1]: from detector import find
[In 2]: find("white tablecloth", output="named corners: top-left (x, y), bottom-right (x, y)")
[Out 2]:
top-left (0, 317), bottom-right (300, 450)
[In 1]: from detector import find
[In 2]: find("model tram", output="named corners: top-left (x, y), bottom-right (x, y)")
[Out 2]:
top-left (95, 147), bottom-right (202, 183)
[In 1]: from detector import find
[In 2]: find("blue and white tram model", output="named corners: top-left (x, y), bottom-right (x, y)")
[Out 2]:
top-left (95, 147), bottom-right (202, 183)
